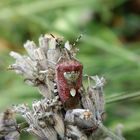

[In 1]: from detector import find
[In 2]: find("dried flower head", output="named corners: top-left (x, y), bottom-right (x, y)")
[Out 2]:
top-left (4, 34), bottom-right (125, 140)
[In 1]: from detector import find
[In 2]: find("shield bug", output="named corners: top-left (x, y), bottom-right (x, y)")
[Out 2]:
top-left (56, 60), bottom-right (83, 109)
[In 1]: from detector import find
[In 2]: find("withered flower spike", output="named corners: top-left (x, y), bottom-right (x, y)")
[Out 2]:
top-left (53, 114), bottom-right (65, 139)
top-left (7, 34), bottom-right (125, 140)
top-left (91, 75), bottom-right (106, 89)
top-left (0, 109), bottom-right (20, 140)
top-left (24, 40), bottom-right (37, 60)
top-left (81, 95), bottom-right (96, 121)
top-left (66, 125), bottom-right (88, 140)
top-left (65, 109), bottom-right (93, 126)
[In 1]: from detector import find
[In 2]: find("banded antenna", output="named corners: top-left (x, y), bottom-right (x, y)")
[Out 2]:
top-left (72, 29), bottom-right (87, 47)
top-left (72, 33), bottom-right (83, 47)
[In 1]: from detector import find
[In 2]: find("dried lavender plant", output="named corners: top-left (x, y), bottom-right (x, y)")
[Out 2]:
top-left (0, 34), bottom-right (126, 140)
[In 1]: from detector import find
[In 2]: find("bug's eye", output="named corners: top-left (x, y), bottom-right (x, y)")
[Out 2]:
top-left (63, 71), bottom-right (80, 84)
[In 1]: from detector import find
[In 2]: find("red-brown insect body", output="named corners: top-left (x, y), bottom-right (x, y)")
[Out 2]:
top-left (56, 60), bottom-right (83, 108)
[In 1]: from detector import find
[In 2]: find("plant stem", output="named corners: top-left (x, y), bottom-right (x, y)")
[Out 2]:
top-left (98, 122), bottom-right (124, 140)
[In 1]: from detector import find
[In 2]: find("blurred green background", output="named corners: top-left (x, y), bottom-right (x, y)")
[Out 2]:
top-left (0, 0), bottom-right (140, 139)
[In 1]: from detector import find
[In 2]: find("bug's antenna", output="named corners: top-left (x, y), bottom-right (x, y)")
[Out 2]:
top-left (50, 33), bottom-right (55, 38)
top-left (72, 33), bottom-right (83, 47)
top-left (72, 29), bottom-right (87, 47)
top-left (50, 33), bottom-right (63, 47)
